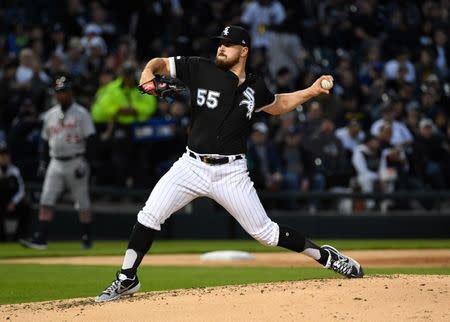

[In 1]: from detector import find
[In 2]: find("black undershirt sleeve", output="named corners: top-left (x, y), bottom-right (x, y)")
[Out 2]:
top-left (254, 77), bottom-right (276, 112)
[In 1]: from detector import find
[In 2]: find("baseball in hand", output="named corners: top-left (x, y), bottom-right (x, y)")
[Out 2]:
top-left (321, 79), bottom-right (333, 90)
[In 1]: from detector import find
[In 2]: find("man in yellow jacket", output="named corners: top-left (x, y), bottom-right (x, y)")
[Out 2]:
top-left (91, 61), bottom-right (157, 186)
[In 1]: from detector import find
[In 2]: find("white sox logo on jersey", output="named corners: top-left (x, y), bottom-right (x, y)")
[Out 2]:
top-left (240, 87), bottom-right (255, 119)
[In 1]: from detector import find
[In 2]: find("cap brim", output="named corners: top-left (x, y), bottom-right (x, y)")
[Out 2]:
top-left (55, 87), bottom-right (71, 92)
top-left (212, 36), bottom-right (247, 47)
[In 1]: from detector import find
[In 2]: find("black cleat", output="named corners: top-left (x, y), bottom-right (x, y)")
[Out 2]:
top-left (81, 234), bottom-right (93, 249)
top-left (19, 238), bottom-right (48, 250)
top-left (322, 245), bottom-right (364, 278)
top-left (95, 272), bottom-right (141, 302)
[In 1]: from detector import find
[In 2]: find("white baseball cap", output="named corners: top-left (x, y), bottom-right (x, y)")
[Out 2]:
top-left (253, 122), bottom-right (269, 134)
top-left (419, 118), bottom-right (433, 129)
top-left (85, 24), bottom-right (102, 35)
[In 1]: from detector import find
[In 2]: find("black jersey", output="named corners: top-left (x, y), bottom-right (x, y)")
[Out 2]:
top-left (172, 56), bottom-right (275, 155)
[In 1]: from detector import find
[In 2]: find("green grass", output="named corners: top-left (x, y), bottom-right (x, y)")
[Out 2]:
top-left (1, 264), bottom-right (449, 304)
top-left (1, 239), bottom-right (450, 259)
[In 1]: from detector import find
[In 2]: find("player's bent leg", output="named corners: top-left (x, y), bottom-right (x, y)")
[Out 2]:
top-left (95, 271), bottom-right (141, 303)
top-left (95, 222), bottom-right (152, 302)
top-left (96, 154), bottom-right (207, 302)
top-left (277, 225), bottom-right (363, 277)
top-left (211, 162), bottom-right (363, 278)
top-left (210, 160), bottom-right (280, 246)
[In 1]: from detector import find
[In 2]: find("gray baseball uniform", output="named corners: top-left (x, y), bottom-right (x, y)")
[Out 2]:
top-left (40, 102), bottom-right (95, 211)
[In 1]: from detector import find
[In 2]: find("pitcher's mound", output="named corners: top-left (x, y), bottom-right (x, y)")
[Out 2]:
top-left (1, 275), bottom-right (449, 322)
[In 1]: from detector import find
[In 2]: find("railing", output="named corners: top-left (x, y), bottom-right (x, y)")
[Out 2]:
top-left (21, 183), bottom-right (450, 238)
top-left (26, 182), bottom-right (450, 199)
top-left (25, 182), bottom-right (450, 215)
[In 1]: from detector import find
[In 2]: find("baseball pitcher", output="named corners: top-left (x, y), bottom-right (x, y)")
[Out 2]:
top-left (96, 26), bottom-right (363, 302)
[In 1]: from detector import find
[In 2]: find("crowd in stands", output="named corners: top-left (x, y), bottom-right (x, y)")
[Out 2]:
top-left (0, 0), bottom-right (449, 212)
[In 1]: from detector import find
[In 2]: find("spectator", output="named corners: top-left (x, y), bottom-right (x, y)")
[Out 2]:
top-left (277, 126), bottom-right (312, 209)
top-left (377, 122), bottom-right (393, 149)
top-left (45, 52), bottom-right (67, 80)
top-left (90, 61), bottom-right (157, 186)
top-left (334, 94), bottom-right (368, 129)
top-left (273, 110), bottom-right (298, 145)
top-left (358, 45), bottom-right (383, 88)
top-left (379, 143), bottom-right (409, 210)
top-left (0, 62), bottom-right (22, 131)
top-left (0, 142), bottom-right (31, 241)
top-left (16, 48), bottom-right (50, 86)
top-left (266, 3), bottom-right (305, 80)
top-left (433, 109), bottom-right (448, 136)
top-left (416, 47), bottom-right (439, 83)
top-left (334, 68), bottom-right (359, 99)
top-left (377, 122), bottom-right (423, 208)
top-left (81, 24), bottom-right (107, 57)
top-left (273, 67), bottom-right (294, 93)
top-left (48, 23), bottom-right (67, 57)
top-left (384, 48), bottom-right (416, 84)
top-left (62, 0), bottom-right (87, 36)
top-left (110, 38), bottom-right (135, 72)
top-left (28, 58), bottom-right (51, 112)
top-left (64, 37), bottom-right (87, 79)
top-left (349, 1), bottom-right (382, 47)
top-left (335, 119), bottom-right (365, 156)
top-left (370, 103), bottom-right (413, 146)
top-left (241, 0), bottom-right (286, 49)
top-left (352, 135), bottom-right (386, 210)
top-left (89, 3), bottom-right (117, 45)
top-left (247, 122), bottom-right (283, 191)
top-left (7, 99), bottom-right (41, 181)
top-left (405, 104), bottom-right (420, 138)
top-left (147, 100), bottom-right (190, 182)
top-left (303, 118), bottom-right (348, 190)
top-left (279, 126), bottom-right (306, 191)
top-left (84, 36), bottom-right (106, 82)
top-left (300, 100), bottom-right (323, 141)
top-left (420, 87), bottom-right (441, 119)
top-left (433, 28), bottom-right (449, 79)
top-left (413, 118), bottom-right (449, 190)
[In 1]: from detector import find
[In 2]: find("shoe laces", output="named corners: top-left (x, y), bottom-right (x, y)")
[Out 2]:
top-left (331, 256), bottom-right (353, 275)
top-left (104, 273), bottom-right (126, 294)
top-left (104, 279), bottom-right (122, 294)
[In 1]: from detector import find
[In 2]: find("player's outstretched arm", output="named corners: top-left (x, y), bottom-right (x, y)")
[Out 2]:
top-left (140, 58), bottom-right (171, 85)
top-left (262, 75), bottom-right (333, 115)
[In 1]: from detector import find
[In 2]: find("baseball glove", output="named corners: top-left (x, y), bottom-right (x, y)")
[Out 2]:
top-left (138, 75), bottom-right (185, 99)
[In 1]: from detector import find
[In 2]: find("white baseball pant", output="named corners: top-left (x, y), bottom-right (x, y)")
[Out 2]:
top-left (137, 149), bottom-right (279, 246)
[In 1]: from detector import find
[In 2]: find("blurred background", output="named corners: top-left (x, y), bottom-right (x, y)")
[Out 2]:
top-left (0, 0), bottom-right (449, 241)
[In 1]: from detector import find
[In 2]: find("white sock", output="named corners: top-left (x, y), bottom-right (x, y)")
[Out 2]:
top-left (122, 249), bottom-right (138, 270)
top-left (301, 247), bottom-right (321, 260)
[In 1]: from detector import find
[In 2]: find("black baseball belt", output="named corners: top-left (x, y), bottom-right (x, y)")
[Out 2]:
top-left (53, 153), bottom-right (85, 161)
top-left (189, 151), bottom-right (243, 165)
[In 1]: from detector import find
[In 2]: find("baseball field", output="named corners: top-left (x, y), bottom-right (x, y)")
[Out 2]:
top-left (0, 239), bottom-right (449, 321)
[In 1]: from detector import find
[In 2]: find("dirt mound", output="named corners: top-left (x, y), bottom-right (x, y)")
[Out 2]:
top-left (1, 275), bottom-right (449, 322)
